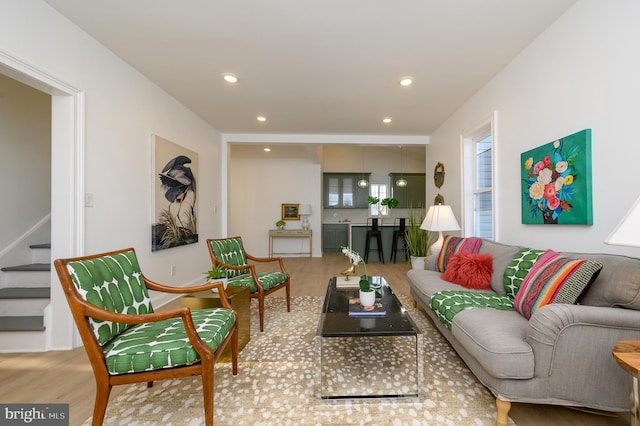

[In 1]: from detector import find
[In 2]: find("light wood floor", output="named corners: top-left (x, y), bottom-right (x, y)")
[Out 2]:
top-left (0, 254), bottom-right (628, 425)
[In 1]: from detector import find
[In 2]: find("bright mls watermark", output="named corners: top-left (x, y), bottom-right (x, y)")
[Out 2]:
top-left (1, 404), bottom-right (68, 425)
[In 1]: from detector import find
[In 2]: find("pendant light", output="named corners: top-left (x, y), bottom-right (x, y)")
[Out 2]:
top-left (357, 147), bottom-right (369, 188)
top-left (396, 146), bottom-right (408, 187)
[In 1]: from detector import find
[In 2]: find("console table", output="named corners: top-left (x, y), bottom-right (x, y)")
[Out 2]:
top-left (269, 229), bottom-right (312, 257)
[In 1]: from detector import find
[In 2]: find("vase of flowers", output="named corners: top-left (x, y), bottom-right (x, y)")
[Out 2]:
top-left (341, 246), bottom-right (375, 307)
top-left (523, 139), bottom-right (577, 224)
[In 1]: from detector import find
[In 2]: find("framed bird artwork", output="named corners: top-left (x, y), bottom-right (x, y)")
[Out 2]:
top-left (151, 135), bottom-right (199, 251)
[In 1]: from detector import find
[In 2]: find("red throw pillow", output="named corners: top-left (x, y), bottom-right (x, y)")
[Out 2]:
top-left (441, 252), bottom-right (494, 290)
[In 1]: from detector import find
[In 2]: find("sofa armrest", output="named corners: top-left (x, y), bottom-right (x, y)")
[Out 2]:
top-left (528, 304), bottom-right (640, 347)
top-left (526, 303), bottom-right (640, 408)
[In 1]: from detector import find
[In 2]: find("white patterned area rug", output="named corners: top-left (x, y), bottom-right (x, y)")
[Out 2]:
top-left (87, 296), bottom-right (516, 425)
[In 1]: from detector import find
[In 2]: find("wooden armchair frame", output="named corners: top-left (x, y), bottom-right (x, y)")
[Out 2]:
top-left (207, 237), bottom-right (291, 331)
top-left (54, 247), bottom-right (238, 426)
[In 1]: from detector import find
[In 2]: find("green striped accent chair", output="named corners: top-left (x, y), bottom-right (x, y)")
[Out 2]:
top-left (55, 248), bottom-right (238, 426)
top-left (208, 236), bottom-right (291, 331)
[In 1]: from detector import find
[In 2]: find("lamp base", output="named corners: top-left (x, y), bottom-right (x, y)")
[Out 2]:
top-left (301, 216), bottom-right (310, 230)
top-left (430, 231), bottom-right (445, 256)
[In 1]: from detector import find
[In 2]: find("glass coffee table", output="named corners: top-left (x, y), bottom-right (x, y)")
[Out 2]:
top-left (315, 276), bottom-right (423, 400)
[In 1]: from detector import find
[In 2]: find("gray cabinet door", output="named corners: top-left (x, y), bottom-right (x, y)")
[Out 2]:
top-left (390, 173), bottom-right (426, 208)
top-left (322, 224), bottom-right (348, 252)
top-left (324, 173), bottom-right (370, 209)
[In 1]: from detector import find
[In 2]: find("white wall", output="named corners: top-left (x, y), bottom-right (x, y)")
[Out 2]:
top-left (0, 74), bottom-right (50, 252)
top-left (0, 1), bottom-right (225, 349)
top-left (229, 152), bottom-right (322, 257)
top-left (427, 0), bottom-right (640, 257)
top-left (228, 144), bottom-right (426, 257)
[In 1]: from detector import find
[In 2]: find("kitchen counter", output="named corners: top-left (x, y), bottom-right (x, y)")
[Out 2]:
top-left (322, 221), bottom-right (406, 263)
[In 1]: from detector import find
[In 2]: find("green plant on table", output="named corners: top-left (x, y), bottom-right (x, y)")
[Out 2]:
top-left (204, 264), bottom-right (228, 280)
top-left (381, 197), bottom-right (399, 209)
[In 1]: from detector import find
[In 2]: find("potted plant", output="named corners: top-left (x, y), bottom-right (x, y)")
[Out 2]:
top-left (275, 220), bottom-right (286, 230)
top-left (341, 247), bottom-right (375, 306)
top-left (381, 197), bottom-right (399, 209)
top-left (204, 264), bottom-right (228, 291)
top-left (405, 209), bottom-right (433, 269)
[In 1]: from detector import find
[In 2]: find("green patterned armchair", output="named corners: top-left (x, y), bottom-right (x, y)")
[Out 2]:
top-left (207, 236), bottom-right (291, 331)
top-left (54, 248), bottom-right (238, 426)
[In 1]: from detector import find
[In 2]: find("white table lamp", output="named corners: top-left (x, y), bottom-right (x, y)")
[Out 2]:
top-left (420, 204), bottom-right (461, 256)
top-left (605, 196), bottom-right (640, 247)
top-left (299, 203), bottom-right (312, 230)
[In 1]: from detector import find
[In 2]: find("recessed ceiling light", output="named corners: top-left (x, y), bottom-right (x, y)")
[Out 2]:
top-left (399, 76), bottom-right (414, 86)
top-left (257, 116), bottom-right (267, 122)
top-left (222, 73), bottom-right (239, 83)
top-left (264, 147), bottom-right (271, 152)
top-left (383, 117), bottom-right (392, 124)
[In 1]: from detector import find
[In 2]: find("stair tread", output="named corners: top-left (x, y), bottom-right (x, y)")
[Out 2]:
top-left (0, 316), bottom-right (45, 331)
top-left (0, 287), bottom-right (50, 299)
top-left (1, 263), bottom-right (51, 272)
top-left (30, 243), bottom-right (51, 249)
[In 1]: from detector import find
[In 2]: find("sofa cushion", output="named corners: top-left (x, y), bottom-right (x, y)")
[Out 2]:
top-left (554, 260), bottom-right (603, 304)
top-left (441, 252), bottom-right (493, 289)
top-left (503, 248), bottom-right (545, 298)
top-left (563, 252), bottom-right (640, 310)
top-left (436, 236), bottom-right (482, 272)
top-left (514, 249), bottom-right (603, 319)
top-left (477, 240), bottom-right (523, 294)
top-left (407, 269), bottom-right (470, 301)
top-left (451, 308), bottom-right (534, 379)
top-left (430, 290), bottom-right (514, 330)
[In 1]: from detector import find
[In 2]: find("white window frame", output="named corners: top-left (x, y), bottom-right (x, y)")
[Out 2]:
top-left (461, 111), bottom-right (497, 240)
top-left (369, 183), bottom-right (390, 216)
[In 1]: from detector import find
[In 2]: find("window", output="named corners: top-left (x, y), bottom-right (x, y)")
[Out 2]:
top-left (369, 183), bottom-right (389, 216)
top-left (462, 113), bottom-right (496, 240)
top-left (474, 135), bottom-right (493, 238)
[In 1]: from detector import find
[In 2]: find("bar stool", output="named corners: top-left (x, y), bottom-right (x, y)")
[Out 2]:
top-left (391, 217), bottom-right (408, 263)
top-left (364, 217), bottom-right (384, 263)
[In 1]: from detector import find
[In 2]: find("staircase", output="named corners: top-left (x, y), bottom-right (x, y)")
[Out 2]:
top-left (0, 243), bottom-right (51, 351)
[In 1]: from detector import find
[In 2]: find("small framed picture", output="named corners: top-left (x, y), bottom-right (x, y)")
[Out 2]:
top-left (282, 203), bottom-right (300, 220)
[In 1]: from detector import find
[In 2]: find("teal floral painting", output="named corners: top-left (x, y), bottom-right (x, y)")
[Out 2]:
top-left (521, 129), bottom-right (592, 225)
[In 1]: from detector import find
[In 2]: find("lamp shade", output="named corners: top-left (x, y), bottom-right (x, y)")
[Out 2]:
top-left (420, 204), bottom-right (461, 232)
top-left (605, 196), bottom-right (640, 247)
top-left (421, 204), bottom-right (461, 256)
top-left (298, 204), bottom-right (312, 216)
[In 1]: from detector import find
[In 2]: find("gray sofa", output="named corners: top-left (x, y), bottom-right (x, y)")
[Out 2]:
top-left (406, 239), bottom-right (640, 426)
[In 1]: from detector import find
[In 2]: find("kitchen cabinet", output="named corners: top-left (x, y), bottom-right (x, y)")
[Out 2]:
top-left (322, 224), bottom-right (349, 252)
top-left (390, 173), bottom-right (426, 208)
top-left (323, 173), bottom-right (370, 209)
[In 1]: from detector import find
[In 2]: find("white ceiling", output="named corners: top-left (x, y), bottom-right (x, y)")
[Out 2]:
top-left (44, 0), bottom-right (576, 136)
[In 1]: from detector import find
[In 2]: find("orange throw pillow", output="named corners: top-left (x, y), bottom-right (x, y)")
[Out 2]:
top-left (441, 252), bottom-right (494, 290)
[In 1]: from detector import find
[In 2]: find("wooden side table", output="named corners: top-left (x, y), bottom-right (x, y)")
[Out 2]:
top-left (182, 286), bottom-right (251, 363)
top-left (269, 228), bottom-right (312, 257)
top-left (613, 340), bottom-right (640, 425)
